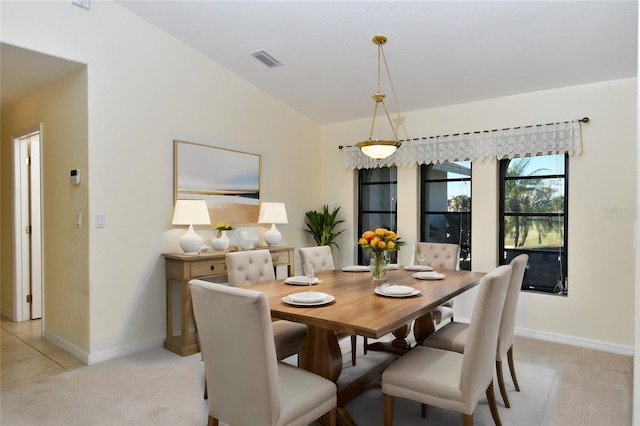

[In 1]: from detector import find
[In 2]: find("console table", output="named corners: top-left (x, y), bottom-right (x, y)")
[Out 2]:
top-left (162, 246), bottom-right (295, 356)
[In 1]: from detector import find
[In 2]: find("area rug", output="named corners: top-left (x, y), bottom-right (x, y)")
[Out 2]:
top-left (1, 340), bottom-right (555, 426)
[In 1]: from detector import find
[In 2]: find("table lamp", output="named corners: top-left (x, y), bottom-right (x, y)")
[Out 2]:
top-left (172, 199), bottom-right (211, 254)
top-left (258, 202), bottom-right (288, 246)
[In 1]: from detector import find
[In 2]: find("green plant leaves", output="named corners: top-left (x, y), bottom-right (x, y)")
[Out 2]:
top-left (304, 205), bottom-right (345, 249)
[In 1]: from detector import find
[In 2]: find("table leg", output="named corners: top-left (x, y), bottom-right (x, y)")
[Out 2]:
top-left (366, 323), bottom-right (413, 355)
top-left (299, 328), bottom-right (359, 426)
top-left (181, 280), bottom-right (191, 349)
top-left (299, 327), bottom-right (342, 382)
top-left (412, 311), bottom-right (435, 346)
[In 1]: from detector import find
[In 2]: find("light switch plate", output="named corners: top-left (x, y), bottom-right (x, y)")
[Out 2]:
top-left (72, 0), bottom-right (90, 10)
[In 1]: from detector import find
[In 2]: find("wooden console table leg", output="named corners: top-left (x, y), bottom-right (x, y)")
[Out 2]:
top-left (181, 279), bottom-right (191, 349)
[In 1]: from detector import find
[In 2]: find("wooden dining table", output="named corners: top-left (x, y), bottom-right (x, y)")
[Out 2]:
top-left (245, 267), bottom-right (485, 426)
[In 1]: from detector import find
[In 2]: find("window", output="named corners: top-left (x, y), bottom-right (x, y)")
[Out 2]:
top-left (358, 167), bottom-right (398, 264)
top-left (419, 161), bottom-right (472, 270)
top-left (499, 154), bottom-right (568, 295)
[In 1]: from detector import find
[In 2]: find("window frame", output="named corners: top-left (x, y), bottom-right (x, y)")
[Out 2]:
top-left (357, 166), bottom-right (398, 265)
top-left (419, 162), bottom-right (472, 270)
top-left (498, 154), bottom-right (569, 295)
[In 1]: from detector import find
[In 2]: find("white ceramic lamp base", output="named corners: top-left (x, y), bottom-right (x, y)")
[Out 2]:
top-left (263, 223), bottom-right (282, 246)
top-left (179, 224), bottom-right (203, 254)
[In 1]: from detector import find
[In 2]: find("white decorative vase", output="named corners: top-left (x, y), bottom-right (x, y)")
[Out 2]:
top-left (211, 230), bottom-right (230, 251)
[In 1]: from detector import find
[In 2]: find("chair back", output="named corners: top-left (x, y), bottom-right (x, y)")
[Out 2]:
top-left (299, 245), bottom-right (336, 273)
top-left (415, 242), bottom-right (461, 270)
top-left (459, 265), bottom-right (512, 406)
top-left (189, 280), bottom-right (280, 425)
top-left (226, 249), bottom-right (275, 287)
top-left (497, 254), bottom-right (529, 359)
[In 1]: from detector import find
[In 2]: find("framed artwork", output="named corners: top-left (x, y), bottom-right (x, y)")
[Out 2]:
top-left (173, 140), bottom-right (262, 224)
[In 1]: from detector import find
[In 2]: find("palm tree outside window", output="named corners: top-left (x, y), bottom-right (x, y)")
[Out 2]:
top-left (499, 154), bottom-right (568, 295)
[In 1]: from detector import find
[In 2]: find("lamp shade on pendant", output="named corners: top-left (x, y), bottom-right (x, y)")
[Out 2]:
top-left (258, 202), bottom-right (288, 246)
top-left (172, 199), bottom-right (211, 254)
top-left (357, 140), bottom-right (399, 160)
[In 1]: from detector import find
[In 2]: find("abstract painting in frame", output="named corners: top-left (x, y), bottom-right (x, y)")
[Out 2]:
top-left (174, 140), bottom-right (261, 224)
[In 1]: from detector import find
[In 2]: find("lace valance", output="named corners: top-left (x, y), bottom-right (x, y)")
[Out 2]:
top-left (341, 119), bottom-right (584, 169)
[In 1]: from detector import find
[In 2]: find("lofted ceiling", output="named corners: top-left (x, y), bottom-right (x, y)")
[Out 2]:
top-left (2, 1), bottom-right (637, 124)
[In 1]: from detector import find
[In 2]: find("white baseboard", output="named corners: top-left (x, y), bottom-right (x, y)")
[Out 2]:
top-left (87, 336), bottom-right (165, 365)
top-left (43, 330), bottom-right (165, 365)
top-left (453, 317), bottom-right (633, 356)
top-left (1, 306), bottom-right (13, 320)
top-left (43, 329), bottom-right (90, 364)
top-left (514, 326), bottom-right (634, 356)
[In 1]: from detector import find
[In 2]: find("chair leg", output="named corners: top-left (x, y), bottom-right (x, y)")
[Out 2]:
top-left (421, 403), bottom-right (427, 418)
top-left (507, 346), bottom-right (520, 391)
top-left (486, 381), bottom-right (503, 426)
top-left (350, 335), bottom-right (357, 366)
top-left (320, 408), bottom-right (336, 426)
top-left (204, 378), bottom-right (208, 399)
top-left (383, 393), bottom-right (394, 426)
top-left (461, 413), bottom-right (473, 426)
top-left (363, 336), bottom-right (368, 354)
top-left (207, 415), bottom-right (218, 426)
top-left (496, 360), bottom-right (510, 408)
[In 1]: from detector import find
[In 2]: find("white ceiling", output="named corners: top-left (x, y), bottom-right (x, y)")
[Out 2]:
top-left (3, 1), bottom-right (638, 124)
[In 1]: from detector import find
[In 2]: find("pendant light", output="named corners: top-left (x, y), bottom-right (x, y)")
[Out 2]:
top-left (356, 34), bottom-right (401, 160)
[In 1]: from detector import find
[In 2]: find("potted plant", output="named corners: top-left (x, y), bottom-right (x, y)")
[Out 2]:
top-left (304, 205), bottom-right (345, 249)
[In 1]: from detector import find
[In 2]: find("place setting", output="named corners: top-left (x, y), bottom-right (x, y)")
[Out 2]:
top-left (374, 284), bottom-right (421, 298)
top-left (412, 271), bottom-right (446, 280)
top-left (282, 264), bottom-right (335, 307)
top-left (283, 276), bottom-right (321, 285)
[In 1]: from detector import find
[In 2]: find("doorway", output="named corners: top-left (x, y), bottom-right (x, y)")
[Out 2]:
top-left (13, 126), bottom-right (43, 322)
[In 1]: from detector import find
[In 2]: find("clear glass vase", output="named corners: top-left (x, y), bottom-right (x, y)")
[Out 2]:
top-left (369, 250), bottom-right (390, 286)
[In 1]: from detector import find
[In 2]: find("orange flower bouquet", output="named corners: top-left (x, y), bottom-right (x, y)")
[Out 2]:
top-left (358, 228), bottom-right (404, 282)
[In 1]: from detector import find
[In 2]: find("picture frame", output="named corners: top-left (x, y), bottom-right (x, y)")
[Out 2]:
top-left (173, 140), bottom-right (262, 225)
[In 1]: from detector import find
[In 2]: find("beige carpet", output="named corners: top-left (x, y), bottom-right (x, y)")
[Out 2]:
top-left (1, 338), bottom-right (555, 426)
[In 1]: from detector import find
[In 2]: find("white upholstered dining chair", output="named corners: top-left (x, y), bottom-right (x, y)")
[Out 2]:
top-left (422, 254), bottom-right (529, 408)
top-left (415, 242), bottom-right (461, 325)
top-left (226, 249), bottom-right (307, 361)
top-left (382, 265), bottom-right (512, 426)
top-left (298, 245), bottom-right (363, 366)
top-left (189, 279), bottom-right (337, 426)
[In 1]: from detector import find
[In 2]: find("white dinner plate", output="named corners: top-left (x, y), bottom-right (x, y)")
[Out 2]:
top-left (342, 265), bottom-right (371, 272)
top-left (284, 276), bottom-right (321, 285)
top-left (282, 294), bottom-right (335, 306)
top-left (375, 286), bottom-right (421, 298)
top-left (288, 291), bottom-right (328, 303)
top-left (404, 265), bottom-right (434, 272)
top-left (412, 271), bottom-right (446, 280)
top-left (380, 285), bottom-right (415, 295)
top-left (387, 264), bottom-right (399, 270)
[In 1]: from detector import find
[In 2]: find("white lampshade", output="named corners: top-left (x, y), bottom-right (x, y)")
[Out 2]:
top-left (258, 202), bottom-right (288, 224)
top-left (172, 200), bottom-right (211, 254)
top-left (258, 202), bottom-right (288, 246)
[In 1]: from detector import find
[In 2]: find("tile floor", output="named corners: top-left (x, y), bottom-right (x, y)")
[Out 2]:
top-left (1, 316), bottom-right (85, 387)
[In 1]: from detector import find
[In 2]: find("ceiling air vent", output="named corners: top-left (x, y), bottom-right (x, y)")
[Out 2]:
top-left (250, 49), bottom-right (283, 68)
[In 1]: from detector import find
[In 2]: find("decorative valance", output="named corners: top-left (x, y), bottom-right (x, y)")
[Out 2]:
top-left (341, 118), bottom-right (587, 169)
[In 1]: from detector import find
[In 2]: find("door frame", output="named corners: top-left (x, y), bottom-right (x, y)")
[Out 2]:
top-left (12, 125), bottom-right (44, 322)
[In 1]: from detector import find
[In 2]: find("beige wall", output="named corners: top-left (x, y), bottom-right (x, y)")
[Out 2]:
top-left (1, 1), bottom-right (635, 359)
top-left (1, 69), bottom-right (90, 351)
top-left (322, 78), bottom-right (637, 349)
top-left (1, 1), bottom-right (321, 360)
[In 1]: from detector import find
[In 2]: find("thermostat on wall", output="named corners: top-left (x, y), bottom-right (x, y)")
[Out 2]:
top-left (70, 169), bottom-right (81, 184)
